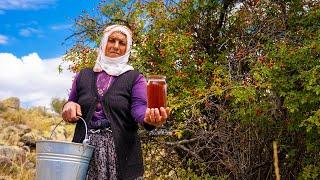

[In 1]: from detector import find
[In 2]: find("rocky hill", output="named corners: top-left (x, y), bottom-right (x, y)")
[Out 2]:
top-left (0, 97), bottom-right (74, 180)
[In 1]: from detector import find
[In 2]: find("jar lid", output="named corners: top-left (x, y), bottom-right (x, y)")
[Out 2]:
top-left (147, 75), bottom-right (166, 80)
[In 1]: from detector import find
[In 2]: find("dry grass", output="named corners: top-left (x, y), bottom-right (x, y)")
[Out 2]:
top-left (1, 107), bottom-right (75, 139)
top-left (15, 152), bottom-right (36, 180)
top-left (2, 108), bottom-right (56, 132)
top-left (0, 152), bottom-right (36, 180)
top-left (0, 107), bottom-right (75, 180)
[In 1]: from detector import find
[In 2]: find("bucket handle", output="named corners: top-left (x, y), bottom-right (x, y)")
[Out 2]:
top-left (50, 116), bottom-right (90, 144)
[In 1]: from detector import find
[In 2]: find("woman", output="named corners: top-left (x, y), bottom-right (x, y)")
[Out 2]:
top-left (62, 24), bottom-right (170, 180)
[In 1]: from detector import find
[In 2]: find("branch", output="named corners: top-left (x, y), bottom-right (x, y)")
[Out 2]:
top-left (217, 0), bottom-right (233, 30)
top-left (176, 144), bottom-right (204, 162)
top-left (161, 137), bottom-right (200, 145)
top-left (64, 30), bottom-right (87, 42)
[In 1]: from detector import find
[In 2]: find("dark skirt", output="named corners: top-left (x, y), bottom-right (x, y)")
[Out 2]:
top-left (86, 129), bottom-right (144, 180)
top-left (86, 129), bottom-right (118, 180)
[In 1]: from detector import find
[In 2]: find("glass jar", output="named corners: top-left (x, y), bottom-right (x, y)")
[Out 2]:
top-left (147, 75), bottom-right (167, 108)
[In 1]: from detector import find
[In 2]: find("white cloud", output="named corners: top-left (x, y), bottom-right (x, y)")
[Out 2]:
top-left (0, 35), bottom-right (8, 44)
top-left (50, 24), bottom-right (72, 30)
top-left (19, 27), bottom-right (42, 37)
top-left (0, 0), bottom-right (55, 10)
top-left (16, 21), bottom-right (38, 28)
top-left (0, 52), bottom-right (75, 108)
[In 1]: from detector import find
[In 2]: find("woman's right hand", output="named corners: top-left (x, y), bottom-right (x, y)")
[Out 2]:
top-left (62, 101), bottom-right (82, 123)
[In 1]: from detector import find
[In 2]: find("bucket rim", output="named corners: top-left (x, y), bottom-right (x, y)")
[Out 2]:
top-left (36, 140), bottom-right (95, 148)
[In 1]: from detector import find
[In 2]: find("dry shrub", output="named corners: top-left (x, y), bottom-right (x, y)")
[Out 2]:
top-left (0, 107), bottom-right (75, 179)
top-left (141, 120), bottom-right (274, 179)
top-left (141, 132), bottom-right (227, 179)
top-left (0, 152), bottom-right (36, 180)
top-left (14, 152), bottom-right (36, 180)
top-left (0, 102), bottom-right (7, 112)
top-left (1, 107), bottom-right (74, 138)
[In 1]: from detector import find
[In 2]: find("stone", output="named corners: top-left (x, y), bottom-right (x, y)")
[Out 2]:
top-left (2, 126), bottom-right (19, 134)
top-left (0, 156), bottom-right (18, 176)
top-left (24, 161), bottom-right (35, 169)
top-left (0, 126), bottom-right (21, 146)
top-left (0, 97), bottom-right (20, 110)
top-left (0, 145), bottom-right (26, 163)
top-left (21, 146), bottom-right (30, 153)
top-left (0, 101), bottom-right (6, 111)
top-left (17, 142), bottom-right (24, 147)
top-left (0, 156), bottom-right (13, 168)
top-left (20, 131), bottom-right (45, 148)
top-left (16, 124), bottom-right (32, 135)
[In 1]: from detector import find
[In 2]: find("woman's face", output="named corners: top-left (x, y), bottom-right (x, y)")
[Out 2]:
top-left (105, 31), bottom-right (127, 58)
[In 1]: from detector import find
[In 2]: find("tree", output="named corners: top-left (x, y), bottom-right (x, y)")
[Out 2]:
top-left (62, 0), bottom-right (320, 179)
top-left (50, 98), bottom-right (67, 115)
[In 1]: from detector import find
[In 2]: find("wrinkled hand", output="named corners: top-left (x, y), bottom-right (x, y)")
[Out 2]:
top-left (62, 101), bottom-right (82, 123)
top-left (144, 107), bottom-right (170, 127)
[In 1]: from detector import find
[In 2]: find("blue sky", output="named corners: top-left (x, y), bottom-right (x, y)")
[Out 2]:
top-left (0, 0), bottom-right (101, 58)
top-left (0, 0), bottom-right (101, 108)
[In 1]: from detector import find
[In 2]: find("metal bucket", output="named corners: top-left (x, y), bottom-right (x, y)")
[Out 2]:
top-left (36, 117), bottom-right (94, 180)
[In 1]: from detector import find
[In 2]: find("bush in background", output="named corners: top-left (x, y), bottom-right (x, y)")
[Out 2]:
top-left (62, 0), bottom-right (320, 179)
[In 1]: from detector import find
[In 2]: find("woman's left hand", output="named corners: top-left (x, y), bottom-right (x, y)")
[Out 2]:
top-left (144, 107), bottom-right (170, 127)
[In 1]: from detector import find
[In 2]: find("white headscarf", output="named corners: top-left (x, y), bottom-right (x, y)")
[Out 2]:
top-left (93, 25), bottom-right (134, 76)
